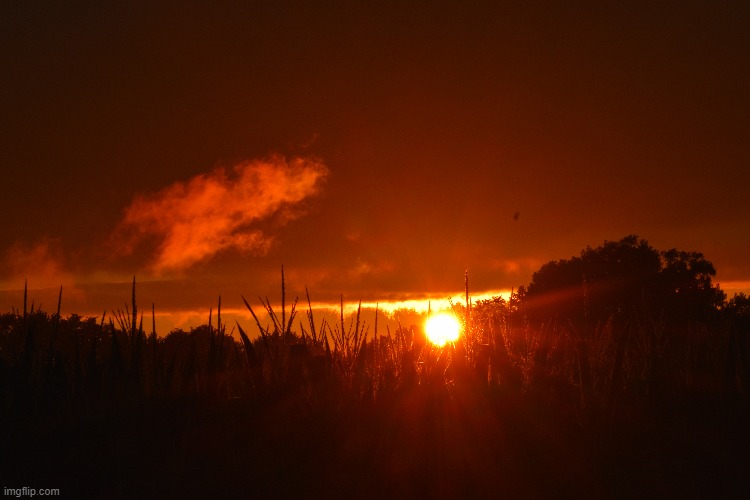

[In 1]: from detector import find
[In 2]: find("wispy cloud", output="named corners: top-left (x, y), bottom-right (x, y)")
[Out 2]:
top-left (112, 155), bottom-right (328, 273)
top-left (0, 238), bottom-right (73, 289)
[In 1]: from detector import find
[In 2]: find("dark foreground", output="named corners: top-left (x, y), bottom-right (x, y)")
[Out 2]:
top-left (2, 382), bottom-right (748, 500)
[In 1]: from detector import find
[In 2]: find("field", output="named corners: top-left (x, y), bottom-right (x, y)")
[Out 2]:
top-left (1, 277), bottom-right (749, 498)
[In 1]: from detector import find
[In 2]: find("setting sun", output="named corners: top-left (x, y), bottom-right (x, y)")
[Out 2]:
top-left (424, 312), bottom-right (461, 346)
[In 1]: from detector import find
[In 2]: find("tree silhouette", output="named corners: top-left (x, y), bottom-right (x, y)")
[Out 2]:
top-left (656, 248), bottom-right (726, 321)
top-left (524, 235), bottom-right (725, 327)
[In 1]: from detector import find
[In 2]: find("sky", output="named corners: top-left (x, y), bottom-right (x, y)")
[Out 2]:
top-left (2, 1), bottom-right (749, 332)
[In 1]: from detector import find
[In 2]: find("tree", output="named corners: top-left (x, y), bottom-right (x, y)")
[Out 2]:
top-left (523, 235), bottom-right (725, 326)
top-left (725, 292), bottom-right (750, 333)
top-left (656, 249), bottom-right (726, 322)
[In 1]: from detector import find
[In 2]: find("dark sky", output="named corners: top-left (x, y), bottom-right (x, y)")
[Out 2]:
top-left (2, 1), bottom-right (749, 326)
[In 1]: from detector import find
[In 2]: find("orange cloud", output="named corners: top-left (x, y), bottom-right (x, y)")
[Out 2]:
top-left (113, 155), bottom-right (328, 273)
top-left (487, 258), bottom-right (544, 276)
top-left (1, 238), bottom-right (73, 289)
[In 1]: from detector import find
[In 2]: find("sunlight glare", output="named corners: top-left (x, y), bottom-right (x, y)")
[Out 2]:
top-left (424, 312), bottom-right (461, 346)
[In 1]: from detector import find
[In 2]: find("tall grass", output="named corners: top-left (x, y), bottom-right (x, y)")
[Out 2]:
top-left (1, 271), bottom-right (748, 432)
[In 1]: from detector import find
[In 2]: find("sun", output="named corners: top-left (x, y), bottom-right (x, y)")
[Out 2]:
top-left (424, 312), bottom-right (461, 346)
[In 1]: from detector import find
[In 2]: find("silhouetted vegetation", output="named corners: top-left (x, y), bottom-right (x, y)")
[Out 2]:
top-left (525, 235), bottom-right (726, 326)
top-left (1, 241), bottom-right (749, 498)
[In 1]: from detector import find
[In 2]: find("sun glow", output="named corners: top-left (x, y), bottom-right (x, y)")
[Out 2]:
top-left (424, 312), bottom-right (461, 346)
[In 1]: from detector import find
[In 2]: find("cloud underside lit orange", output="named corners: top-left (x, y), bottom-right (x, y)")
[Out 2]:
top-left (113, 155), bottom-right (328, 273)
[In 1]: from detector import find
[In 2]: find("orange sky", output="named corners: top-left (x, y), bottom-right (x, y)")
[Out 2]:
top-left (2, 2), bottom-right (749, 332)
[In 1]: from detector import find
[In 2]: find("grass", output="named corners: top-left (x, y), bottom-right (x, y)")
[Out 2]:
top-left (1, 272), bottom-right (749, 498)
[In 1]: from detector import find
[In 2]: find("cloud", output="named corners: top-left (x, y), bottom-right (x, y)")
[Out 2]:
top-left (0, 238), bottom-right (73, 289)
top-left (112, 155), bottom-right (328, 273)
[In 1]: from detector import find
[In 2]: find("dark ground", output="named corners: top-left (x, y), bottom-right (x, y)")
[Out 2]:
top-left (2, 382), bottom-right (749, 499)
